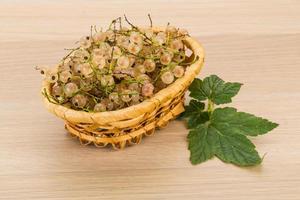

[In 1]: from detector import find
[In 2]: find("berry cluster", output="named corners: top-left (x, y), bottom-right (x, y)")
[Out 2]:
top-left (37, 16), bottom-right (197, 112)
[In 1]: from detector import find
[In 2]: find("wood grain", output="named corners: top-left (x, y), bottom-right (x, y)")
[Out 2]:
top-left (0, 0), bottom-right (300, 199)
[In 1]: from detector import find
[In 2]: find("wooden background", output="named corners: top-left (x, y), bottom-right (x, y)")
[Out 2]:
top-left (0, 0), bottom-right (299, 199)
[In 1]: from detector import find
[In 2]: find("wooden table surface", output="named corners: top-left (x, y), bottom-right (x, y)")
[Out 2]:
top-left (1, 1), bottom-right (300, 199)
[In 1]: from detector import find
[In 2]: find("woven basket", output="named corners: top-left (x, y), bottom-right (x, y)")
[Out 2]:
top-left (42, 28), bottom-right (205, 149)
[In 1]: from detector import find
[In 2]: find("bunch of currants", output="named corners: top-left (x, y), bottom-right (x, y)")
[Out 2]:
top-left (37, 16), bottom-right (196, 112)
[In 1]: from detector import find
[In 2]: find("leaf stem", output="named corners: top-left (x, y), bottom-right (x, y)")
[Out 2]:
top-left (207, 99), bottom-right (214, 116)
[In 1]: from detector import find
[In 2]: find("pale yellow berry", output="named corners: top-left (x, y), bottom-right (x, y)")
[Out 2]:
top-left (64, 82), bottom-right (78, 97)
top-left (51, 84), bottom-right (63, 97)
top-left (46, 69), bottom-right (58, 83)
top-left (74, 49), bottom-right (90, 62)
top-left (117, 56), bottom-right (130, 69)
top-left (142, 83), bottom-right (154, 97)
top-left (100, 75), bottom-right (115, 86)
top-left (170, 39), bottom-right (184, 51)
top-left (154, 32), bottom-right (166, 45)
top-left (81, 63), bottom-right (93, 78)
top-left (109, 92), bottom-right (119, 102)
top-left (172, 65), bottom-right (185, 78)
top-left (120, 89), bottom-right (132, 102)
top-left (130, 32), bottom-right (143, 45)
top-left (134, 64), bottom-right (146, 74)
top-left (93, 32), bottom-right (106, 42)
top-left (92, 55), bottom-right (106, 69)
top-left (143, 59), bottom-right (156, 72)
top-left (72, 94), bottom-right (87, 108)
top-left (59, 70), bottom-right (72, 83)
top-left (94, 103), bottom-right (106, 112)
top-left (160, 53), bottom-right (172, 65)
top-left (79, 36), bottom-right (92, 49)
top-left (161, 71), bottom-right (174, 84)
top-left (127, 43), bottom-right (141, 54)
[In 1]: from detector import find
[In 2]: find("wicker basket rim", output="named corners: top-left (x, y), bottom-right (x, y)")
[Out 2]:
top-left (42, 27), bottom-right (205, 123)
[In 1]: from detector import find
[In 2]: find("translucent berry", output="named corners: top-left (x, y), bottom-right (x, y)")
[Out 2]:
top-left (173, 52), bottom-right (185, 63)
top-left (105, 30), bottom-right (115, 42)
top-left (154, 32), bottom-right (166, 45)
top-left (160, 53), bottom-right (172, 65)
top-left (72, 94), bottom-right (87, 108)
top-left (137, 74), bottom-right (150, 83)
top-left (142, 82), bottom-right (154, 97)
top-left (94, 102), bottom-right (106, 112)
top-left (59, 70), bottom-right (72, 83)
top-left (161, 71), bottom-right (174, 84)
top-left (100, 75), bottom-right (115, 86)
top-left (81, 63), bottom-right (93, 78)
top-left (120, 90), bottom-right (132, 102)
top-left (170, 39), bottom-right (184, 51)
top-left (46, 70), bottom-right (58, 83)
top-left (92, 55), bottom-right (106, 69)
top-left (143, 59), bottom-right (156, 72)
top-left (93, 32), bottom-right (106, 42)
top-left (51, 84), bottom-right (63, 97)
top-left (131, 93), bottom-right (140, 103)
top-left (62, 58), bottom-right (75, 71)
top-left (172, 65), bottom-right (185, 78)
top-left (117, 56), bottom-right (130, 69)
top-left (109, 92), bottom-right (119, 102)
top-left (79, 36), bottom-right (92, 49)
top-left (134, 64), bottom-right (146, 74)
top-left (101, 98), bottom-right (114, 111)
top-left (128, 83), bottom-right (140, 92)
top-left (64, 82), bottom-right (78, 97)
top-left (74, 49), bottom-right (90, 62)
top-left (130, 32), bottom-right (143, 45)
top-left (127, 43), bottom-right (141, 54)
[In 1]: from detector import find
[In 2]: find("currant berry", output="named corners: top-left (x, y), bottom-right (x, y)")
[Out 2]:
top-left (51, 84), bottom-right (63, 97)
top-left (72, 94), bottom-right (87, 108)
top-left (79, 36), bottom-right (92, 49)
top-left (161, 70), bottom-right (174, 84)
top-left (120, 90), bottom-right (132, 102)
top-left (160, 53), bottom-right (172, 65)
top-left (127, 43), bottom-right (141, 54)
top-left (64, 82), bottom-right (78, 97)
top-left (130, 32), bottom-right (143, 45)
top-left (172, 65), bottom-right (185, 78)
top-left (141, 82), bottom-right (154, 97)
top-left (46, 70), bottom-right (58, 83)
top-left (143, 59), bottom-right (156, 72)
top-left (109, 92), bottom-right (119, 102)
top-left (59, 70), bottom-right (72, 83)
top-left (117, 56), bottom-right (130, 69)
top-left (94, 102), bottom-right (106, 112)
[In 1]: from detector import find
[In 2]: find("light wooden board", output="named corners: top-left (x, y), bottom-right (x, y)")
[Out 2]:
top-left (0, 1), bottom-right (300, 199)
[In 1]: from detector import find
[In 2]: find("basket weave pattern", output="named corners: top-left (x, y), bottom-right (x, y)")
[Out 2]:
top-left (42, 34), bottom-right (204, 149)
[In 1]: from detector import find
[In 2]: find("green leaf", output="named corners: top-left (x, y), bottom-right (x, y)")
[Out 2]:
top-left (188, 124), bottom-right (216, 164)
top-left (211, 107), bottom-right (279, 136)
top-left (182, 100), bottom-right (209, 128)
top-left (187, 107), bottom-right (278, 166)
top-left (189, 75), bottom-right (242, 105)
